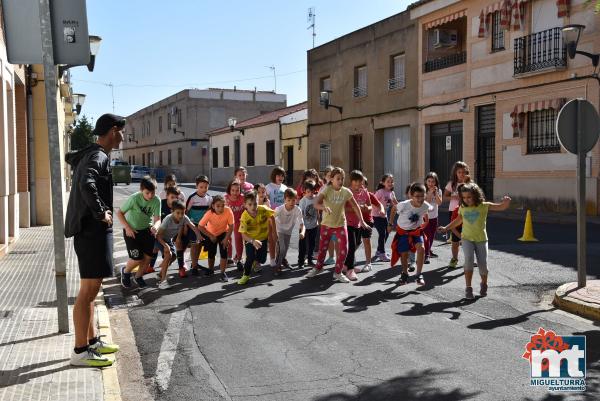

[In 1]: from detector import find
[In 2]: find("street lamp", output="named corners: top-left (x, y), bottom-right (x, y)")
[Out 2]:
top-left (228, 117), bottom-right (237, 131)
top-left (71, 93), bottom-right (86, 115)
top-left (319, 91), bottom-right (343, 114)
top-left (171, 123), bottom-right (184, 136)
top-left (562, 25), bottom-right (599, 69)
top-left (58, 35), bottom-right (102, 75)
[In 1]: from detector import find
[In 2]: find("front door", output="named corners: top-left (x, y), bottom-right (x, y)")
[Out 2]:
top-left (476, 105), bottom-right (496, 199)
top-left (285, 145), bottom-right (294, 185)
top-left (429, 120), bottom-right (463, 188)
top-left (383, 126), bottom-right (410, 200)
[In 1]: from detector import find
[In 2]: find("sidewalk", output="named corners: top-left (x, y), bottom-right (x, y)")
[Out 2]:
top-left (0, 226), bottom-right (119, 401)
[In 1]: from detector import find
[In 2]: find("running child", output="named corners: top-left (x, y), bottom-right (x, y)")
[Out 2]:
top-left (155, 201), bottom-right (201, 289)
top-left (372, 174), bottom-right (398, 262)
top-left (444, 161), bottom-right (471, 268)
top-left (298, 180), bottom-right (319, 268)
top-left (118, 177), bottom-right (161, 289)
top-left (254, 183), bottom-right (271, 208)
top-left (388, 182), bottom-right (432, 286)
top-left (159, 174), bottom-right (185, 202)
top-left (439, 183), bottom-right (511, 299)
top-left (225, 180), bottom-right (245, 271)
top-left (234, 166), bottom-right (254, 194)
top-left (423, 172), bottom-right (443, 264)
top-left (362, 178), bottom-right (384, 272)
top-left (319, 165), bottom-right (336, 265)
top-left (197, 195), bottom-right (234, 282)
top-left (238, 192), bottom-right (276, 285)
top-left (344, 170), bottom-right (372, 280)
top-left (184, 175), bottom-right (213, 275)
top-left (273, 188), bottom-right (305, 275)
top-left (266, 166), bottom-right (288, 267)
top-left (306, 167), bottom-right (369, 283)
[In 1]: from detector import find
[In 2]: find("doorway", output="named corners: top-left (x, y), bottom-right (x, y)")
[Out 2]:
top-left (476, 105), bottom-right (496, 199)
top-left (429, 120), bottom-right (463, 188)
top-left (284, 145), bottom-right (294, 185)
top-left (383, 126), bottom-right (411, 200)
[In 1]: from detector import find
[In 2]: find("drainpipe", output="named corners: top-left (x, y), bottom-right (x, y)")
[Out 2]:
top-left (26, 66), bottom-right (37, 226)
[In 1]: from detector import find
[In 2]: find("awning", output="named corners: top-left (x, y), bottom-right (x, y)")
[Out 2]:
top-left (478, 0), bottom-right (512, 38)
top-left (424, 10), bottom-right (466, 30)
top-left (511, 98), bottom-right (566, 137)
top-left (557, 0), bottom-right (570, 17)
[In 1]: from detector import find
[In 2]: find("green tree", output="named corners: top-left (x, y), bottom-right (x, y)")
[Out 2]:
top-left (70, 115), bottom-right (95, 150)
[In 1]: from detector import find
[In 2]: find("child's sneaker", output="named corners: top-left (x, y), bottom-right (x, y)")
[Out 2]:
top-left (145, 265), bottom-right (155, 274)
top-left (357, 263), bottom-right (372, 273)
top-left (282, 259), bottom-right (291, 270)
top-left (465, 287), bottom-right (474, 299)
top-left (70, 348), bottom-right (113, 368)
top-left (158, 280), bottom-right (171, 290)
top-left (324, 257), bottom-right (335, 265)
top-left (220, 272), bottom-right (229, 282)
top-left (89, 336), bottom-right (120, 354)
top-left (252, 261), bottom-right (262, 273)
top-left (135, 276), bottom-right (147, 288)
top-left (408, 263), bottom-right (416, 273)
top-left (379, 253), bottom-right (391, 263)
top-left (480, 283), bottom-right (488, 297)
top-left (305, 267), bottom-right (321, 278)
top-left (333, 272), bottom-right (351, 283)
top-left (227, 258), bottom-right (235, 266)
top-left (307, 259), bottom-right (315, 267)
top-left (120, 267), bottom-right (132, 289)
top-left (424, 258), bottom-right (430, 265)
top-left (416, 274), bottom-right (425, 286)
top-left (178, 267), bottom-right (187, 278)
top-left (203, 267), bottom-right (214, 277)
top-left (448, 258), bottom-right (458, 268)
top-left (297, 261), bottom-right (305, 269)
top-left (399, 272), bottom-right (409, 285)
top-left (345, 269), bottom-right (358, 281)
top-left (238, 275), bottom-right (250, 285)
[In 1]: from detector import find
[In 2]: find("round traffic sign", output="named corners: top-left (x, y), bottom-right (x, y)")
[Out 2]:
top-left (556, 99), bottom-right (600, 154)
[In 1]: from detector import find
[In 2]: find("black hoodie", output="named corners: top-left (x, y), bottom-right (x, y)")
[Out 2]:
top-left (64, 144), bottom-right (113, 238)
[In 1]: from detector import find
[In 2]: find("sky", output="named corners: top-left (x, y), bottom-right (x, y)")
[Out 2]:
top-left (71, 0), bottom-right (413, 123)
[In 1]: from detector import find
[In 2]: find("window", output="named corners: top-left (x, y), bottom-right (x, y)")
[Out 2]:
top-left (132, 127), bottom-right (136, 139)
top-left (320, 76), bottom-right (331, 92)
top-left (159, 116), bottom-right (162, 133)
top-left (527, 109), bottom-right (560, 154)
top-left (234, 138), bottom-right (241, 167)
top-left (389, 54), bottom-right (405, 90)
top-left (168, 149), bottom-right (172, 165)
top-left (491, 11), bottom-right (505, 52)
top-left (353, 65), bottom-right (367, 97)
top-left (142, 153), bottom-right (145, 165)
top-left (159, 151), bottom-right (163, 166)
top-left (178, 148), bottom-right (183, 165)
top-left (247, 143), bottom-right (255, 166)
top-left (167, 112), bottom-right (171, 129)
top-left (147, 121), bottom-right (150, 137)
top-left (266, 140), bottom-right (275, 165)
top-left (177, 108), bottom-right (182, 127)
top-left (223, 146), bottom-right (230, 168)
top-left (350, 135), bottom-right (362, 171)
top-left (212, 148), bottom-right (219, 168)
top-left (319, 144), bottom-right (331, 171)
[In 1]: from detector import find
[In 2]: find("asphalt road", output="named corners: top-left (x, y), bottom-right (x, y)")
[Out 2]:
top-left (106, 183), bottom-right (600, 401)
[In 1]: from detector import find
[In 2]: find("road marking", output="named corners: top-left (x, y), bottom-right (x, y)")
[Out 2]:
top-left (154, 308), bottom-right (187, 393)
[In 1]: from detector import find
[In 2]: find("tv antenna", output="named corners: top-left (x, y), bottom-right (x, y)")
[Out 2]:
top-left (265, 65), bottom-right (276, 92)
top-left (307, 7), bottom-right (316, 48)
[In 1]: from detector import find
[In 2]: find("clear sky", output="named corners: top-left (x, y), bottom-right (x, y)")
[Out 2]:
top-left (71, 0), bottom-right (413, 123)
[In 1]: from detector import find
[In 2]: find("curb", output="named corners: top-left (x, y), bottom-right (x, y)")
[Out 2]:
top-left (553, 283), bottom-right (600, 322)
top-left (95, 289), bottom-right (123, 401)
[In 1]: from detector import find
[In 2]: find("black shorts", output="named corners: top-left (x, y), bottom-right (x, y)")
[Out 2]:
top-left (181, 227), bottom-right (202, 248)
top-left (123, 228), bottom-right (155, 260)
top-left (360, 221), bottom-right (374, 239)
top-left (74, 217), bottom-right (113, 279)
top-left (202, 232), bottom-right (228, 260)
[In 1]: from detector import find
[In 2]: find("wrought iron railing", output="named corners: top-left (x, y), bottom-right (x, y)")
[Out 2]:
top-left (514, 27), bottom-right (566, 75)
top-left (353, 86), bottom-right (367, 98)
top-left (388, 76), bottom-right (405, 91)
top-left (424, 51), bottom-right (467, 73)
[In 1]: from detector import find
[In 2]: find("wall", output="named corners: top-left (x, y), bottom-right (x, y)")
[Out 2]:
top-left (280, 110), bottom-right (308, 186)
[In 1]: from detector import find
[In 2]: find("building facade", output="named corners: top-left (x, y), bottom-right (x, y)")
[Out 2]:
top-left (409, 0), bottom-right (600, 213)
top-left (307, 11), bottom-right (419, 198)
top-left (280, 108), bottom-right (308, 186)
top-left (122, 88), bottom-right (287, 182)
top-left (209, 102), bottom-right (307, 187)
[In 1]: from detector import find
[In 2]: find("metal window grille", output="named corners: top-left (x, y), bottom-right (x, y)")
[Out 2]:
top-left (353, 66), bottom-right (367, 97)
top-left (266, 140), bottom-right (275, 165)
top-left (527, 109), bottom-right (560, 154)
top-left (389, 54), bottom-right (405, 90)
top-left (247, 143), bottom-right (255, 166)
top-left (492, 11), bottom-right (505, 52)
top-left (223, 146), bottom-right (230, 167)
top-left (424, 51), bottom-right (467, 73)
top-left (514, 27), bottom-right (566, 75)
top-left (212, 148), bottom-right (218, 168)
top-left (319, 143), bottom-right (331, 171)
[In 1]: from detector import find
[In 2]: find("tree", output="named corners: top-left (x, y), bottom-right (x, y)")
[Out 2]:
top-left (70, 115), bottom-right (95, 150)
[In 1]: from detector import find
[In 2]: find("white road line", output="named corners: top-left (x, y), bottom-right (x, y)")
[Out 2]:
top-left (154, 308), bottom-right (187, 393)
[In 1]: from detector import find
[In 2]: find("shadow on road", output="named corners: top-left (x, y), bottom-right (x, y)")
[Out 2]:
top-left (312, 369), bottom-right (479, 401)
top-left (467, 308), bottom-right (553, 331)
top-left (397, 298), bottom-right (477, 320)
top-left (0, 358), bottom-right (71, 387)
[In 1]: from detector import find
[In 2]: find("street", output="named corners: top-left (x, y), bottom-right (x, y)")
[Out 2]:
top-left (104, 184), bottom-right (600, 401)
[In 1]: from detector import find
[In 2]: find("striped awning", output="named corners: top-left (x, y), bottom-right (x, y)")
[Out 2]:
top-left (425, 10), bottom-right (466, 29)
top-left (511, 98), bottom-right (566, 137)
top-left (478, 0), bottom-right (528, 38)
top-left (557, 0), bottom-right (570, 17)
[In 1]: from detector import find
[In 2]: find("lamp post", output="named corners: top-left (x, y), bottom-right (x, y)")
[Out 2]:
top-left (71, 93), bottom-right (86, 115)
top-left (319, 91), bottom-right (343, 114)
top-left (171, 123), bottom-right (184, 136)
top-left (562, 25), bottom-right (599, 83)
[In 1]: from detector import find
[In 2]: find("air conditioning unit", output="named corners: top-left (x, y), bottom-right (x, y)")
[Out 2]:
top-left (433, 29), bottom-right (458, 48)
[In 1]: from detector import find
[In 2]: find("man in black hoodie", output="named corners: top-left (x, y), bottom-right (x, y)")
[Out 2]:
top-left (65, 113), bottom-right (124, 367)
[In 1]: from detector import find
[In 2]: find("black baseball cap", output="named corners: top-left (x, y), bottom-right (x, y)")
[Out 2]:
top-left (93, 113), bottom-right (126, 136)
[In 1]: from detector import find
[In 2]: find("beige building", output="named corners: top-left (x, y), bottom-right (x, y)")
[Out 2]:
top-left (409, 0), bottom-right (600, 213)
top-left (122, 88), bottom-right (287, 182)
top-left (280, 107), bottom-right (308, 186)
top-left (209, 102), bottom-right (307, 187)
top-left (307, 11), bottom-right (419, 197)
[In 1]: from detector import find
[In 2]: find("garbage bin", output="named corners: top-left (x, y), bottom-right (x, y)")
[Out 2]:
top-left (112, 165), bottom-right (132, 185)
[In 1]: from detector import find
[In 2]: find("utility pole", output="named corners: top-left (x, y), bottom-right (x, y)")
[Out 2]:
top-left (266, 65), bottom-right (276, 93)
top-left (307, 7), bottom-right (316, 48)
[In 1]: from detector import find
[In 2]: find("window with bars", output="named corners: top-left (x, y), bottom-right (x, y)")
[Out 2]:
top-left (389, 54), bottom-right (405, 90)
top-left (353, 65), bottom-right (367, 97)
top-left (527, 109), bottom-right (560, 154)
top-left (266, 140), bottom-right (275, 165)
top-left (223, 146), bottom-right (230, 167)
top-left (247, 143), bottom-right (255, 166)
top-left (168, 149), bottom-right (172, 165)
top-left (319, 143), bottom-right (331, 171)
top-left (491, 11), bottom-right (505, 52)
top-left (212, 148), bottom-right (219, 168)
top-left (178, 148), bottom-right (183, 165)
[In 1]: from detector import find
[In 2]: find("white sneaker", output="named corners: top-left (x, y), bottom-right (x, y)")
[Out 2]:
top-left (358, 263), bottom-right (372, 273)
top-left (306, 267), bottom-right (321, 278)
top-left (333, 272), bottom-right (351, 283)
top-left (158, 280), bottom-right (171, 290)
top-left (70, 348), bottom-right (113, 368)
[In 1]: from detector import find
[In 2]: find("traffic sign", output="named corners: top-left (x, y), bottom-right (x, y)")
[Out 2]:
top-left (556, 99), bottom-right (600, 154)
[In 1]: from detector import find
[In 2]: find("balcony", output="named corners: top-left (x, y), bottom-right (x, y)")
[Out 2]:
top-left (388, 77), bottom-right (405, 91)
top-left (514, 27), bottom-right (566, 76)
top-left (424, 51), bottom-right (466, 73)
top-left (353, 86), bottom-right (367, 98)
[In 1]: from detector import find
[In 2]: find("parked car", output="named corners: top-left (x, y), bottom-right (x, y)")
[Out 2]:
top-left (110, 159), bottom-right (129, 167)
top-left (130, 165), bottom-right (151, 182)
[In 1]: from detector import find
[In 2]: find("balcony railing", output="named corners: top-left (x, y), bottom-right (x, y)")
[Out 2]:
top-left (424, 51), bottom-right (467, 73)
top-left (353, 86), bottom-right (367, 98)
top-left (514, 27), bottom-right (566, 76)
top-left (388, 76), bottom-right (405, 91)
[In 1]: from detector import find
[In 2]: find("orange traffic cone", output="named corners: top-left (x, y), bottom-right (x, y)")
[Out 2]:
top-left (518, 210), bottom-right (539, 242)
